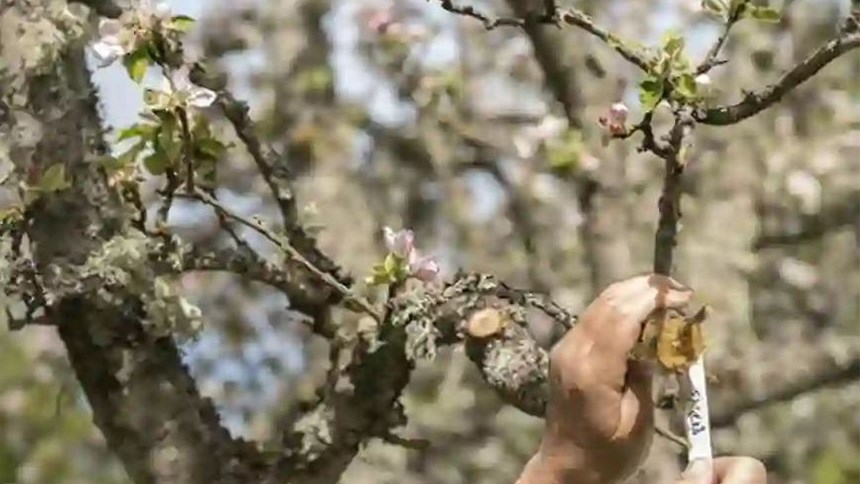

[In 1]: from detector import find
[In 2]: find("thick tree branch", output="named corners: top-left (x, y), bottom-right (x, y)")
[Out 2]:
top-left (177, 249), bottom-right (337, 338)
top-left (652, 114), bottom-right (694, 275)
top-left (696, 31), bottom-right (860, 126)
top-left (711, 356), bottom-right (860, 427)
top-left (753, 194), bottom-right (860, 249)
top-left (58, 297), bottom-right (269, 483)
top-left (189, 65), bottom-right (352, 294)
top-left (503, 0), bottom-right (585, 128)
top-left (1, 5), bottom-right (264, 481)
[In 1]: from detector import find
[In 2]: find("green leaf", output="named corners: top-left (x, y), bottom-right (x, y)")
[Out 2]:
top-left (117, 123), bottom-right (157, 142)
top-left (156, 116), bottom-right (182, 163)
top-left (746, 6), bottom-right (781, 22)
top-left (383, 253), bottom-right (400, 275)
top-left (639, 76), bottom-right (665, 111)
top-left (701, 0), bottom-right (728, 18)
top-left (169, 15), bottom-right (196, 32)
top-left (673, 73), bottom-right (698, 100)
top-left (196, 158), bottom-right (218, 188)
top-left (196, 137), bottom-right (227, 160)
top-left (366, 263), bottom-right (394, 286)
top-left (0, 205), bottom-right (24, 225)
top-left (662, 32), bottom-right (685, 59)
top-left (122, 49), bottom-right (150, 84)
top-left (112, 140), bottom-right (147, 171)
top-left (143, 148), bottom-right (169, 175)
top-left (40, 164), bottom-right (70, 192)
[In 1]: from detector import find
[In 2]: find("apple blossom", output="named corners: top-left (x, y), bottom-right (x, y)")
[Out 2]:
top-left (149, 67), bottom-right (217, 109)
top-left (609, 102), bottom-right (629, 123)
top-left (408, 250), bottom-right (440, 282)
top-left (695, 73), bottom-right (712, 91)
top-left (91, 19), bottom-right (129, 67)
top-left (89, 0), bottom-right (176, 68)
top-left (383, 227), bottom-right (415, 259)
top-left (380, 226), bottom-right (440, 283)
top-left (599, 102), bottom-right (629, 137)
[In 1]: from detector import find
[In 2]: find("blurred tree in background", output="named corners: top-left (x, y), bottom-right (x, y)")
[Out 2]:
top-left (0, 0), bottom-right (858, 483)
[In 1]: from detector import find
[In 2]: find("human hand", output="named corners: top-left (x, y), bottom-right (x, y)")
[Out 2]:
top-left (517, 274), bottom-right (693, 484)
top-left (676, 457), bottom-right (767, 484)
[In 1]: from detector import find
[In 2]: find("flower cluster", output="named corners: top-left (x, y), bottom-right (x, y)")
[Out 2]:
top-left (367, 227), bottom-right (439, 286)
top-left (383, 227), bottom-right (440, 282)
top-left (144, 66), bottom-right (217, 110)
top-left (599, 102), bottom-right (629, 137)
top-left (91, 0), bottom-right (175, 67)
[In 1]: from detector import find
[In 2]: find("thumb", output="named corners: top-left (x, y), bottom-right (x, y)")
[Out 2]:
top-left (675, 459), bottom-right (713, 484)
top-left (677, 457), bottom-right (768, 484)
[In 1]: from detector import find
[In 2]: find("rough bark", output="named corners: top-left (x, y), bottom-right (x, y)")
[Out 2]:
top-left (1, 2), bottom-right (266, 482)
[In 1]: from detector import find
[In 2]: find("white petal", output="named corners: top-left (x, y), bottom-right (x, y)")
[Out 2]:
top-left (409, 253), bottom-right (440, 282)
top-left (383, 227), bottom-right (397, 250)
top-left (91, 41), bottom-right (124, 67)
top-left (170, 67), bottom-right (193, 92)
top-left (385, 228), bottom-right (414, 258)
top-left (187, 87), bottom-right (218, 108)
top-left (609, 103), bottom-right (629, 123)
top-left (154, 2), bottom-right (172, 20)
top-left (512, 133), bottom-right (536, 159)
top-left (694, 74), bottom-right (712, 90)
top-left (98, 19), bottom-right (123, 37)
top-left (159, 74), bottom-right (173, 94)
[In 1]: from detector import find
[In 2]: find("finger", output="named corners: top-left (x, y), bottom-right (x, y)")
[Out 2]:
top-left (675, 459), bottom-right (713, 484)
top-left (712, 457), bottom-right (767, 484)
top-left (675, 457), bottom-right (767, 484)
top-left (583, 274), bottom-right (694, 359)
top-left (610, 274), bottom-right (694, 328)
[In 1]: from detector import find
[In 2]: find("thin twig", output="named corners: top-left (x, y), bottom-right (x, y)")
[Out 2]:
top-left (178, 107), bottom-right (195, 192)
top-left (656, 424), bottom-right (690, 450)
top-left (559, 10), bottom-right (650, 71)
top-left (436, 2), bottom-right (650, 71)
top-left (697, 7), bottom-right (743, 74)
top-left (177, 190), bottom-right (382, 321)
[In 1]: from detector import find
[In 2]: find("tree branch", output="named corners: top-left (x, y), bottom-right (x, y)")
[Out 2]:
top-left (1, 8), bottom-right (265, 481)
top-left (753, 194), bottom-right (860, 249)
top-left (176, 190), bottom-right (382, 321)
top-left (435, 1), bottom-right (651, 72)
top-left (711, 356), bottom-right (860, 427)
top-left (696, 31), bottom-right (860, 125)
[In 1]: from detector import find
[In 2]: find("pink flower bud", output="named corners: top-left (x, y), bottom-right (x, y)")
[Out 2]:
top-left (408, 250), bottom-right (440, 282)
top-left (599, 102), bottom-right (630, 137)
top-left (383, 227), bottom-right (415, 259)
top-left (609, 103), bottom-right (629, 124)
top-left (367, 10), bottom-right (394, 34)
